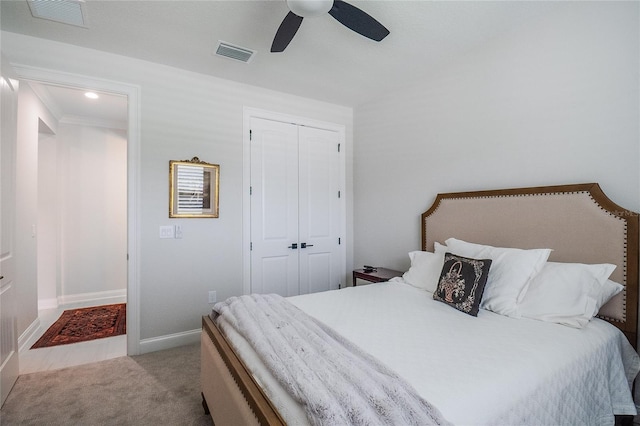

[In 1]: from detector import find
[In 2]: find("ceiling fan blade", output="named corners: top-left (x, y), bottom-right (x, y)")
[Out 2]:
top-left (328, 0), bottom-right (389, 42)
top-left (271, 11), bottom-right (304, 52)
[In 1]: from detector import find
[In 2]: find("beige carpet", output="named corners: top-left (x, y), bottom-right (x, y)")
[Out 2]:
top-left (1, 342), bottom-right (214, 426)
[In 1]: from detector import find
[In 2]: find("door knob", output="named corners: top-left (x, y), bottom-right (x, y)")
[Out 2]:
top-left (300, 243), bottom-right (314, 248)
top-left (287, 243), bottom-right (298, 249)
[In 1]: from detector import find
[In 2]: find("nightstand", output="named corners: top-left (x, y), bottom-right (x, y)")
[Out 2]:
top-left (352, 267), bottom-right (403, 286)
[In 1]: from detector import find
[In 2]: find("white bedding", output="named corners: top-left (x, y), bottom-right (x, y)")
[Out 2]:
top-left (215, 281), bottom-right (640, 425)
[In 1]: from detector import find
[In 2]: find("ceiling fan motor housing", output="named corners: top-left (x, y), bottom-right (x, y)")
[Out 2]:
top-left (286, 0), bottom-right (333, 17)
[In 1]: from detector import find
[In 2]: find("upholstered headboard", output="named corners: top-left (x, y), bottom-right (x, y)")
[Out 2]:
top-left (422, 183), bottom-right (639, 347)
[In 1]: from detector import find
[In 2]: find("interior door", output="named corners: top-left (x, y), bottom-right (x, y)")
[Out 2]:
top-left (298, 126), bottom-right (341, 294)
top-left (250, 116), bottom-right (342, 296)
top-left (0, 63), bottom-right (19, 407)
top-left (250, 117), bottom-right (300, 296)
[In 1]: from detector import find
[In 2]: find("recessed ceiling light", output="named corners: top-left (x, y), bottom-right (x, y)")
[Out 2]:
top-left (84, 92), bottom-right (99, 99)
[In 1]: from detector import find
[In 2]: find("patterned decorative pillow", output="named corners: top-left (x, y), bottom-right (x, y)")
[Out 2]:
top-left (433, 253), bottom-right (492, 316)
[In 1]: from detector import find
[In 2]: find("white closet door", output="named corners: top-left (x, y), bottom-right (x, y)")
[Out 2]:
top-left (250, 117), bottom-right (300, 296)
top-left (298, 126), bottom-right (341, 295)
top-left (0, 70), bottom-right (19, 407)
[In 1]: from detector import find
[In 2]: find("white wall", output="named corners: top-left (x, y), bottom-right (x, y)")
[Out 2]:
top-left (56, 124), bottom-right (127, 298)
top-left (15, 83), bottom-right (58, 335)
top-left (36, 130), bottom-right (58, 307)
top-left (1, 31), bottom-right (354, 344)
top-left (353, 1), bottom-right (639, 271)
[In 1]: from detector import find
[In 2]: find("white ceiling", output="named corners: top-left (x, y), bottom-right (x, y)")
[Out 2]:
top-left (1, 0), bottom-right (565, 117)
top-left (27, 81), bottom-right (128, 129)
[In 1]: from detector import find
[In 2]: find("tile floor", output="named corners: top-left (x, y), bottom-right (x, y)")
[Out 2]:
top-left (19, 299), bottom-right (127, 374)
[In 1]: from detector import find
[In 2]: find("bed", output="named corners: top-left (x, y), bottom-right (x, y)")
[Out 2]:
top-left (201, 183), bottom-right (640, 425)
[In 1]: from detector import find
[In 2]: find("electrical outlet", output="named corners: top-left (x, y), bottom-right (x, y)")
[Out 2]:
top-left (175, 225), bottom-right (183, 239)
top-left (208, 291), bottom-right (217, 304)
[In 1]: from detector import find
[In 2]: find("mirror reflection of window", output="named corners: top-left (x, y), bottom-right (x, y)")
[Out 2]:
top-left (177, 165), bottom-right (206, 214)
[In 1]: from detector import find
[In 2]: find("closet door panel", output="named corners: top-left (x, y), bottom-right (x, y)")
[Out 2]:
top-left (250, 118), bottom-right (299, 296)
top-left (298, 126), bottom-right (341, 295)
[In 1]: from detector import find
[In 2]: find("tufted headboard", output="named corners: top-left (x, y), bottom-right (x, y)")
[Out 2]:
top-left (422, 183), bottom-right (639, 347)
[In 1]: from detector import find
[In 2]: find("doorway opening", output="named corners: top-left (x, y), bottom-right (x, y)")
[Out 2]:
top-left (20, 83), bottom-right (128, 373)
top-left (12, 66), bottom-right (141, 369)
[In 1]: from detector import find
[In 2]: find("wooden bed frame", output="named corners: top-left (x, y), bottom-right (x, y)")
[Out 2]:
top-left (201, 183), bottom-right (639, 425)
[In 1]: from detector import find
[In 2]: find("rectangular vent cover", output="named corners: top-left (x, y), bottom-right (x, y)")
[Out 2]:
top-left (27, 0), bottom-right (88, 28)
top-left (215, 41), bottom-right (255, 63)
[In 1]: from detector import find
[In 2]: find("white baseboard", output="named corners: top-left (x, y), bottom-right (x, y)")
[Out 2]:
top-left (138, 328), bottom-right (201, 354)
top-left (57, 289), bottom-right (127, 307)
top-left (18, 317), bottom-right (41, 353)
top-left (37, 298), bottom-right (59, 311)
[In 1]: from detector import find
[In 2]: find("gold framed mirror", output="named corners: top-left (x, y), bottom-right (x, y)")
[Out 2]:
top-left (169, 157), bottom-right (219, 218)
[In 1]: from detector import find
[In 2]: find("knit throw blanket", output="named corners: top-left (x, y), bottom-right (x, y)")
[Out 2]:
top-left (213, 294), bottom-right (452, 426)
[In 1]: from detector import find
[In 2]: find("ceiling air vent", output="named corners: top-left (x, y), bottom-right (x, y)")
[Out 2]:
top-left (215, 41), bottom-right (255, 63)
top-left (27, 0), bottom-right (88, 28)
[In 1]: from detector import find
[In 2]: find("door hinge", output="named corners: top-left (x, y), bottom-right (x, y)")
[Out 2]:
top-left (338, 143), bottom-right (341, 153)
top-left (338, 237), bottom-right (341, 245)
top-left (249, 129), bottom-right (252, 141)
top-left (250, 186), bottom-right (252, 195)
top-left (250, 242), bottom-right (253, 251)
top-left (338, 190), bottom-right (341, 198)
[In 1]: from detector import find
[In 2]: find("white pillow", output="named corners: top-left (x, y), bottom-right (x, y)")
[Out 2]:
top-left (442, 238), bottom-right (552, 318)
top-left (401, 251), bottom-right (445, 293)
top-left (434, 241), bottom-right (447, 253)
top-left (519, 262), bottom-right (617, 328)
top-left (598, 279), bottom-right (624, 310)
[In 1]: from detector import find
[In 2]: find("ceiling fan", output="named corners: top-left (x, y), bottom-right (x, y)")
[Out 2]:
top-left (271, 0), bottom-right (390, 53)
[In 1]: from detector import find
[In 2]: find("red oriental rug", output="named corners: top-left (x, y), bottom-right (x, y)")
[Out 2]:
top-left (31, 303), bottom-right (126, 349)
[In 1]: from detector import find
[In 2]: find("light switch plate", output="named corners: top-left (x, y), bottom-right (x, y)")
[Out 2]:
top-left (159, 225), bottom-right (174, 239)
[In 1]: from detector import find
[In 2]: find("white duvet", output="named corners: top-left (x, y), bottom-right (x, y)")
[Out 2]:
top-left (215, 281), bottom-right (640, 426)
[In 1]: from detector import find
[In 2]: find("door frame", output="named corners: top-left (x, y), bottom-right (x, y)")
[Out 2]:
top-left (1, 56), bottom-right (20, 407)
top-left (242, 107), bottom-right (346, 295)
top-left (12, 65), bottom-right (142, 355)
